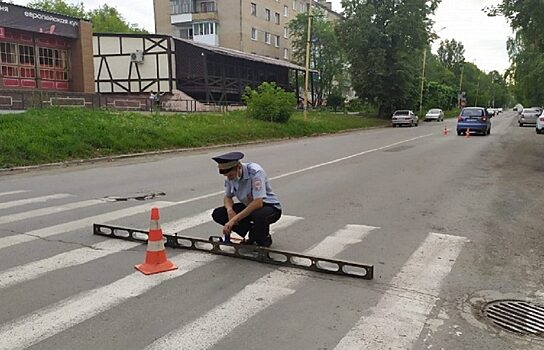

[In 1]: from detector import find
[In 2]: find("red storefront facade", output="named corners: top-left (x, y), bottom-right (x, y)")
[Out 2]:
top-left (0, 3), bottom-right (94, 94)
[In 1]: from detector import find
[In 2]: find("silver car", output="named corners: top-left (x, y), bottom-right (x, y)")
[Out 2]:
top-left (536, 109), bottom-right (544, 134)
top-left (392, 110), bottom-right (418, 127)
top-left (519, 108), bottom-right (540, 126)
top-left (424, 108), bottom-right (444, 122)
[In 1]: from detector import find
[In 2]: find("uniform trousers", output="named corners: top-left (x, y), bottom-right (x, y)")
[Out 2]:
top-left (212, 202), bottom-right (282, 244)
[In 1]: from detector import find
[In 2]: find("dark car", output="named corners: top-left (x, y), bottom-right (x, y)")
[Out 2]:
top-left (456, 107), bottom-right (491, 136)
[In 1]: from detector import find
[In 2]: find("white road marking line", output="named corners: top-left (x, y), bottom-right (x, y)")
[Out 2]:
top-left (0, 193), bottom-right (74, 210)
top-left (145, 224), bottom-right (378, 350)
top-left (160, 135), bottom-right (434, 207)
top-left (271, 135), bottom-right (432, 181)
top-left (230, 215), bottom-right (303, 240)
top-left (162, 209), bottom-right (214, 235)
top-left (0, 240), bottom-right (140, 290)
top-left (0, 211), bottom-right (301, 291)
top-left (0, 201), bottom-right (176, 251)
top-left (270, 215), bottom-right (303, 233)
top-left (0, 199), bottom-right (105, 225)
top-left (0, 252), bottom-right (218, 350)
top-left (0, 209), bottom-right (215, 290)
top-left (0, 190), bottom-right (29, 197)
top-left (333, 232), bottom-right (467, 350)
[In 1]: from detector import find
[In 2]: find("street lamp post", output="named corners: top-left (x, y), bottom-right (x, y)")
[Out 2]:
top-left (303, 0), bottom-right (313, 123)
top-left (419, 27), bottom-right (446, 115)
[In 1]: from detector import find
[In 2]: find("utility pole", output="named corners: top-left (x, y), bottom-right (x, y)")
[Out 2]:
top-left (419, 48), bottom-right (427, 116)
top-left (457, 63), bottom-right (464, 108)
top-left (303, 0), bottom-right (312, 123)
top-left (475, 75), bottom-right (480, 106)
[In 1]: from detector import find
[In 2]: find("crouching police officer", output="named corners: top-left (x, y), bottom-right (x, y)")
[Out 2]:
top-left (211, 151), bottom-right (281, 247)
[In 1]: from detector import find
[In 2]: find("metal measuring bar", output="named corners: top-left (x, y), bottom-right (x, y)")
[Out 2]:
top-left (93, 223), bottom-right (373, 280)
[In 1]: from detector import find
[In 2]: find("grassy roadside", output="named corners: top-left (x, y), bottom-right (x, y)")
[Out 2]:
top-left (0, 108), bottom-right (389, 169)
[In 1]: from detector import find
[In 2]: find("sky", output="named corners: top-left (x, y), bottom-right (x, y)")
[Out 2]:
top-left (10, 0), bottom-right (513, 73)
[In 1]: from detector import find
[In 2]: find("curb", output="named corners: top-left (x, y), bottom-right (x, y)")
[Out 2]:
top-left (0, 125), bottom-right (388, 175)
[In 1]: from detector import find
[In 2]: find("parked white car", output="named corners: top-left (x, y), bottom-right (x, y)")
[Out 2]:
top-left (519, 108), bottom-right (540, 127)
top-left (536, 110), bottom-right (544, 134)
top-left (424, 108), bottom-right (444, 122)
top-left (392, 110), bottom-right (418, 127)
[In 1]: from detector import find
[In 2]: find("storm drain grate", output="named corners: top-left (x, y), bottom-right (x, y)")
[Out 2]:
top-left (482, 300), bottom-right (544, 337)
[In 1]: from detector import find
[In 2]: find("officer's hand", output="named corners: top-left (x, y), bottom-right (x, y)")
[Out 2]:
top-left (223, 220), bottom-right (236, 234)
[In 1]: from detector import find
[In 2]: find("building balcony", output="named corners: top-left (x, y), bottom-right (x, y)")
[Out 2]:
top-left (171, 1), bottom-right (217, 24)
top-left (171, 1), bottom-right (217, 15)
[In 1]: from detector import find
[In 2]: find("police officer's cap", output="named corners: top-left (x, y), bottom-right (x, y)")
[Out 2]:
top-left (212, 151), bottom-right (244, 174)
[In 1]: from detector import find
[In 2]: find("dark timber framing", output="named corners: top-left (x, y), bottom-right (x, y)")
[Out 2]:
top-left (173, 37), bottom-right (314, 104)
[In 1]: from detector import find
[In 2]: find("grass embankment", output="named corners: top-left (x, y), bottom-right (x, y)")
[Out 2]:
top-left (0, 108), bottom-right (388, 169)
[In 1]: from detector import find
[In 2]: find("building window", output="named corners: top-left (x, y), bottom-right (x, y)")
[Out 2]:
top-left (38, 47), bottom-right (69, 81)
top-left (19, 45), bottom-right (35, 66)
top-left (293, 0), bottom-right (296, 10)
top-left (284, 27), bottom-right (288, 38)
top-left (179, 26), bottom-right (193, 39)
top-left (274, 35), bottom-right (280, 47)
top-left (265, 9), bottom-right (271, 21)
top-left (275, 12), bottom-right (280, 24)
top-left (265, 32), bottom-right (271, 45)
top-left (193, 22), bottom-right (216, 35)
top-left (0, 42), bottom-right (18, 78)
top-left (251, 27), bottom-right (258, 40)
top-left (284, 5), bottom-right (288, 16)
top-left (251, 3), bottom-right (256, 16)
top-left (171, 0), bottom-right (193, 14)
top-left (0, 42), bottom-right (17, 64)
top-left (284, 48), bottom-right (289, 59)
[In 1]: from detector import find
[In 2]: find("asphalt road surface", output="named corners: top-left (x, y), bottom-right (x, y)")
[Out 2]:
top-left (0, 110), bottom-right (542, 349)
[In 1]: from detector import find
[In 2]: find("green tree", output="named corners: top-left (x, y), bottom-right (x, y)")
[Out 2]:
top-left (489, 1), bottom-right (544, 105)
top-left (338, 0), bottom-right (440, 118)
top-left (437, 39), bottom-right (465, 71)
top-left (88, 5), bottom-right (147, 33)
top-left (26, 0), bottom-right (148, 33)
top-left (289, 8), bottom-right (347, 106)
top-left (27, 0), bottom-right (87, 18)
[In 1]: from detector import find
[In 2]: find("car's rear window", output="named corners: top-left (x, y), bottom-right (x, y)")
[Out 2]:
top-left (524, 108), bottom-right (539, 113)
top-left (429, 109), bottom-right (441, 113)
top-left (461, 109), bottom-right (484, 117)
top-left (394, 110), bottom-right (409, 115)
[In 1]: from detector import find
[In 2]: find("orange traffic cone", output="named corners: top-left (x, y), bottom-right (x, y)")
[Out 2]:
top-left (135, 207), bottom-right (177, 275)
top-left (465, 128), bottom-right (470, 139)
top-left (443, 126), bottom-right (449, 135)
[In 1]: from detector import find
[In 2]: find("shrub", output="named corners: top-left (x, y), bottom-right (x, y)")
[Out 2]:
top-left (346, 98), bottom-right (365, 112)
top-left (242, 82), bottom-right (296, 123)
top-left (327, 89), bottom-right (344, 112)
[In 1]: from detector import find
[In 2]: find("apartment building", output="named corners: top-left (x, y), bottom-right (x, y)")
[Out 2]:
top-left (153, 0), bottom-right (340, 61)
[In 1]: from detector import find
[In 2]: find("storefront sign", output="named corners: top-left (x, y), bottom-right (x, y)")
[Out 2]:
top-left (0, 4), bottom-right (79, 38)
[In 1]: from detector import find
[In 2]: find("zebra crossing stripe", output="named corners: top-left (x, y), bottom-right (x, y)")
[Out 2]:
top-left (0, 199), bottom-right (105, 225)
top-left (0, 252), bottom-right (218, 350)
top-left (0, 201), bottom-right (176, 251)
top-left (0, 240), bottom-right (140, 290)
top-left (0, 193), bottom-right (74, 210)
top-left (145, 224), bottom-right (378, 350)
top-left (0, 209), bottom-right (221, 290)
top-left (0, 190), bottom-right (29, 197)
top-left (333, 232), bottom-right (467, 350)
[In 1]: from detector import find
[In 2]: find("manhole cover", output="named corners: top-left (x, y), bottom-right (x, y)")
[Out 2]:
top-left (482, 300), bottom-right (544, 337)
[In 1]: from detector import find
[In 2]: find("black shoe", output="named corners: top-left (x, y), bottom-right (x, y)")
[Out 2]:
top-left (259, 235), bottom-right (272, 248)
